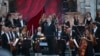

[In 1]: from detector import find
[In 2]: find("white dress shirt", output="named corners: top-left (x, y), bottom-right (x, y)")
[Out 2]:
top-left (20, 20), bottom-right (24, 27)
top-left (6, 33), bottom-right (10, 43)
top-left (94, 27), bottom-right (97, 34)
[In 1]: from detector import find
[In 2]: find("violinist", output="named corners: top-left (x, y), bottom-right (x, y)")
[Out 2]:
top-left (84, 28), bottom-right (94, 56)
top-left (55, 25), bottom-right (66, 56)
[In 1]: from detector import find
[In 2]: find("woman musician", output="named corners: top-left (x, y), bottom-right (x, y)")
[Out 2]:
top-left (79, 28), bottom-right (94, 56)
top-left (17, 26), bottom-right (31, 56)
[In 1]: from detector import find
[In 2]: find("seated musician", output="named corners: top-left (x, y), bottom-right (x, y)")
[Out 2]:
top-left (1, 27), bottom-right (11, 51)
top-left (55, 25), bottom-right (62, 40)
top-left (64, 16), bottom-right (70, 27)
top-left (92, 22), bottom-right (100, 52)
top-left (55, 25), bottom-right (66, 56)
top-left (15, 14), bottom-right (27, 28)
top-left (33, 26), bottom-right (44, 41)
top-left (74, 14), bottom-right (79, 26)
top-left (65, 28), bottom-right (78, 56)
top-left (20, 26), bottom-right (31, 56)
top-left (79, 28), bottom-right (95, 56)
top-left (33, 26), bottom-right (45, 52)
top-left (95, 11), bottom-right (100, 27)
top-left (84, 12), bottom-right (93, 26)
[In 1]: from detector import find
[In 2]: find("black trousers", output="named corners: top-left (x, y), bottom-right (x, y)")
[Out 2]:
top-left (57, 40), bottom-right (66, 56)
top-left (22, 47), bottom-right (30, 56)
top-left (46, 38), bottom-right (56, 54)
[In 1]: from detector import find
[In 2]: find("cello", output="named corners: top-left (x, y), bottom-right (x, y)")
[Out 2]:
top-left (79, 37), bottom-right (88, 56)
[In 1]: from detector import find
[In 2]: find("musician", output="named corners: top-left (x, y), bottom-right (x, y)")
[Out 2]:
top-left (51, 13), bottom-right (58, 25)
top-left (33, 26), bottom-right (45, 53)
top-left (65, 28), bottom-right (78, 56)
top-left (55, 25), bottom-right (62, 40)
top-left (5, 13), bottom-right (14, 27)
top-left (39, 13), bottom-right (47, 33)
top-left (95, 11), bottom-right (100, 27)
top-left (84, 29), bottom-right (94, 56)
top-left (43, 16), bottom-right (56, 54)
top-left (92, 22), bottom-right (100, 52)
top-left (0, 13), bottom-right (7, 25)
top-left (15, 14), bottom-right (27, 27)
top-left (55, 25), bottom-right (66, 56)
top-left (33, 27), bottom-right (43, 41)
top-left (74, 15), bottom-right (79, 25)
top-left (84, 12), bottom-right (92, 26)
top-left (63, 16), bottom-right (70, 27)
top-left (20, 26), bottom-right (31, 56)
top-left (13, 13), bottom-right (19, 27)
top-left (1, 27), bottom-right (11, 51)
top-left (0, 16), bottom-right (2, 23)
top-left (9, 27), bottom-right (17, 56)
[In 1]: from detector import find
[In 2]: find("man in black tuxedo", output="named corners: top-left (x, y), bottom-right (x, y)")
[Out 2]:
top-left (0, 16), bottom-right (3, 23)
top-left (55, 25), bottom-right (67, 56)
top-left (15, 14), bottom-right (27, 27)
top-left (92, 22), bottom-right (100, 52)
top-left (1, 27), bottom-right (11, 51)
top-left (4, 14), bottom-right (13, 27)
top-left (43, 17), bottom-right (56, 54)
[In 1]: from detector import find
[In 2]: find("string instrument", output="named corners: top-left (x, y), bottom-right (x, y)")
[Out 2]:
top-left (33, 33), bottom-right (46, 52)
top-left (74, 25), bottom-right (87, 56)
top-left (34, 40), bottom-right (40, 52)
top-left (89, 23), bottom-right (97, 46)
top-left (65, 28), bottom-right (76, 49)
top-left (9, 40), bottom-right (17, 52)
top-left (79, 37), bottom-right (88, 56)
top-left (69, 38), bottom-right (75, 49)
top-left (10, 35), bottom-right (18, 52)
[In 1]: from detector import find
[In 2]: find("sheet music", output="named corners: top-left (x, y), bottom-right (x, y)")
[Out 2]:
top-left (73, 39), bottom-right (79, 48)
top-left (13, 38), bottom-right (19, 46)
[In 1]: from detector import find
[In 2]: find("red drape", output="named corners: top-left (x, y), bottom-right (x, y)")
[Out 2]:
top-left (17, 0), bottom-right (62, 34)
top-left (17, 0), bottom-right (46, 21)
top-left (27, 8), bottom-right (45, 34)
top-left (45, 0), bottom-right (62, 16)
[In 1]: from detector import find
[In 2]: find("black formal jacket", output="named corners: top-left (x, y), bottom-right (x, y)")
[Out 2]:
top-left (61, 31), bottom-right (70, 42)
top-left (43, 22), bottom-right (56, 39)
top-left (5, 19), bottom-right (13, 27)
top-left (95, 27), bottom-right (100, 39)
top-left (1, 33), bottom-right (10, 50)
top-left (14, 19), bottom-right (27, 27)
top-left (0, 17), bottom-right (2, 23)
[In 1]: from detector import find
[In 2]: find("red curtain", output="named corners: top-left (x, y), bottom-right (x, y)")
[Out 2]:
top-left (27, 8), bottom-right (45, 34)
top-left (17, 0), bottom-right (62, 34)
top-left (45, 0), bottom-right (61, 16)
top-left (17, 0), bottom-right (46, 21)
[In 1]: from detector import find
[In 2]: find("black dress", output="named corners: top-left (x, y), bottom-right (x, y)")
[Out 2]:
top-left (85, 40), bottom-right (94, 56)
